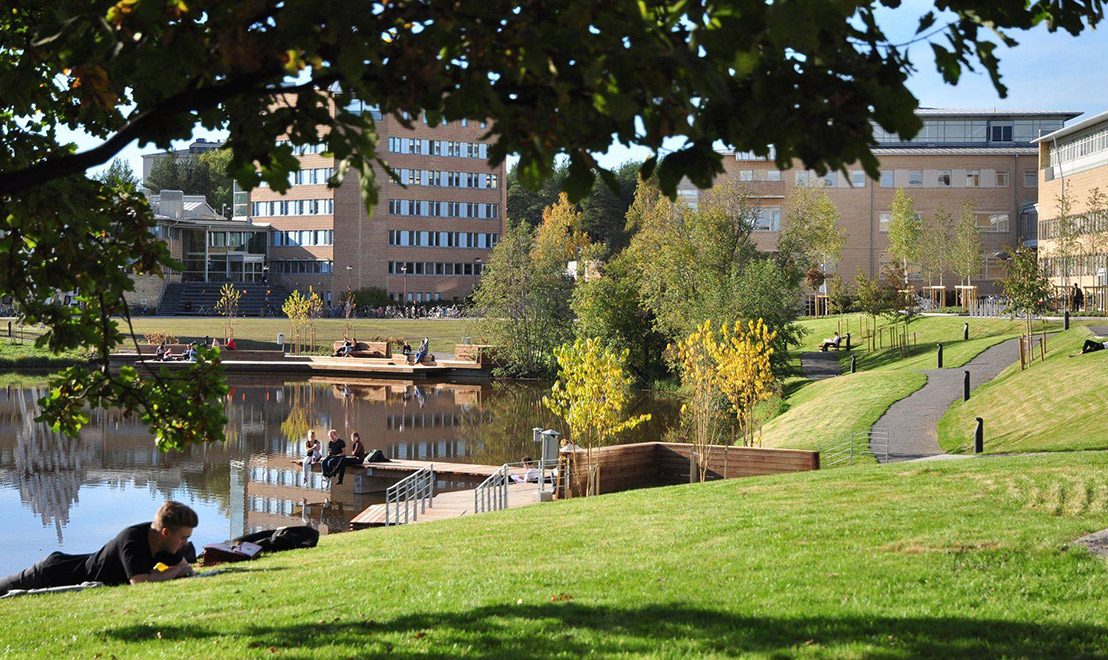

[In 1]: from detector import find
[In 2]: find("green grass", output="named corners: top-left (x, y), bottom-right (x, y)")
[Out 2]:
top-left (0, 329), bottom-right (88, 369)
top-left (760, 370), bottom-right (927, 451)
top-left (6, 454), bottom-right (1108, 657)
top-left (939, 326), bottom-right (1108, 454)
top-left (759, 315), bottom-right (1044, 450)
top-left (124, 317), bottom-right (477, 353)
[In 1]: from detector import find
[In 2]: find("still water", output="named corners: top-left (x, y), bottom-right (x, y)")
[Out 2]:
top-left (0, 376), bottom-right (679, 576)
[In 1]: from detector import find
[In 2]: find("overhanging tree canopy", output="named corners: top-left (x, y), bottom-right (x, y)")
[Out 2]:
top-left (1, 0), bottom-right (1103, 448)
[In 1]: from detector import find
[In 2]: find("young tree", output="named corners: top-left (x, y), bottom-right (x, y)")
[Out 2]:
top-left (951, 201), bottom-right (984, 288)
top-left (1053, 181), bottom-right (1081, 299)
top-left (213, 283), bottom-right (242, 345)
top-left (920, 203), bottom-right (956, 288)
top-left (1000, 246), bottom-right (1053, 368)
top-left (4, 2), bottom-right (1101, 449)
top-left (710, 319), bottom-right (777, 448)
top-left (543, 338), bottom-right (651, 496)
top-left (886, 188), bottom-right (923, 286)
top-left (282, 289), bottom-right (309, 355)
top-left (778, 186), bottom-right (846, 287)
top-left (854, 268), bottom-right (896, 350)
top-left (672, 322), bottom-right (728, 482)
top-left (305, 286), bottom-right (324, 353)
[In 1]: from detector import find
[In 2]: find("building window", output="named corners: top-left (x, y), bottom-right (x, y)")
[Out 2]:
top-left (1024, 169), bottom-right (1038, 187)
top-left (795, 171), bottom-right (811, 187)
top-left (909, 170), bottom-right (923, 187)
top-left (974, 212), bottom-right (1010, 233)
top-left (764, 170), bottom-right (783, 182)
top-left (738, 170), bottom-right (754, 182)
top-left (753, 207), bottom-right (781, 231)
top-left (966, 170), bottom-right (980, 187)
top-left (990, 124), bottom-right (1013, 142)
top-left (937, 170), bottom-right (951, 187)
top-left (879, 212), bottom-right (891, 232)
top-left (823, 172), bottom-right (837, 187)
top-left (996, 170), bottom-right (1009, 188)
top-left (851, 170), bottom-right (865, 188)
top-left (880, 171), bottom-right (895, 188)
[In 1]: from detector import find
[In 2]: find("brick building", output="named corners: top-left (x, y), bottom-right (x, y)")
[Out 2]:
top-left (693, 109), bottom-right (1078, 295)
top-left (243, 101), bottom-right (507, 304)
top-left (1034, 109), bottom-right (1108, 304)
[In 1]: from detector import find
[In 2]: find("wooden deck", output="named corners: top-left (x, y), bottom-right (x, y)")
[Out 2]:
top-left (350, 481), bottom-right (537, 529)
top-left (110, 354), bottom-right (491, 379)
top-left (297, 458), bottom-right (504, 479)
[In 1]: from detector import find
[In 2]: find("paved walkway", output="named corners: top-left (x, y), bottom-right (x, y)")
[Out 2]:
top-left (872, 336), bottom-right (1036, 463)
top-left (801, 351), bottom-right (842, 380)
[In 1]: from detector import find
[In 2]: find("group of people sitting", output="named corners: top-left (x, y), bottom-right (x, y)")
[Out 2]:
top-left (301, 429), bottom-right (379, 486)
top-left (152, 335), bottom-right (236, 362)
top-left (333, 336), bottom-right (431, 364)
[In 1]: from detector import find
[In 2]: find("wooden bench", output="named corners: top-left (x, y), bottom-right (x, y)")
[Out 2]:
top-left (332, 340), bottom-right (391, 358)
top-left (817, 334), bottom-right (851, 352)
top-left (454, 344), bottom-right (493, 364)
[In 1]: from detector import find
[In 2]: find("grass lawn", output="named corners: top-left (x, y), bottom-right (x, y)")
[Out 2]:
top-left (939, 326), bottom-right (1108, 454)
top-left (126, 317), bottom-right (478, 354)
top-left (760, 316), bottom-right (1057, 452)
top-left (0, 325), bottom-right (87, 369)
top-left (5, 454), bottom-right (1108, 657)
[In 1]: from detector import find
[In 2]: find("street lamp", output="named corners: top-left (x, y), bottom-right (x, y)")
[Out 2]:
top-left (400, 264), bottom-right (408, 304)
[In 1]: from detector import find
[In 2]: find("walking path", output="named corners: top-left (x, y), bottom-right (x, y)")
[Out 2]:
top-left (801, 351), bottom-right (842, 380)
top-left (872, 336), bottom-right (1039, 463)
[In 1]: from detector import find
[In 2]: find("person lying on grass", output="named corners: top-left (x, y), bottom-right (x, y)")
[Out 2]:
top-left (1072, 338), bottom-right (1108, 356)
top-left (0, 501), bottom-right (197, 597)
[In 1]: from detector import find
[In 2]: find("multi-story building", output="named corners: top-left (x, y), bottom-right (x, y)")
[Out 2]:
top-left (697, 109), bottom-right (1079, 295)
top-left (244, 101), bottom-right (507, 304)
top-left (1035, 109), bottom-right (1108, 303)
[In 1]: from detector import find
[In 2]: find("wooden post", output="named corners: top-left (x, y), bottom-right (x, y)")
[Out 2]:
top-left (1018, 335), bottom-right (1026, 370)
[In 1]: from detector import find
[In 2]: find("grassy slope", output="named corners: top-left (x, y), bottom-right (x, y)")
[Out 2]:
top-left (761, 316), bottom-right (1048, 451)
top-left (939, 326), bottom-right (1108, 454)
top-left (5, 454), bottom-right (1108, 657)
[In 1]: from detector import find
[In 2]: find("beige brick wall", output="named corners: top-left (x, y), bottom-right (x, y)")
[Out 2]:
top-left (124, 275), bottom-right (168, 308)
top-left (1037, 140), bottom-right (1108, 288)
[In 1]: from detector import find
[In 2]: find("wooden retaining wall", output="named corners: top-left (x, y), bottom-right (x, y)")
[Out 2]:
top-left (563, 442), bottom-right (819, 497)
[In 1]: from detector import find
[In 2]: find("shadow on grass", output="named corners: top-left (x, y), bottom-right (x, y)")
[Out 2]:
top-left (105, 602), bottom-right (1108, 658)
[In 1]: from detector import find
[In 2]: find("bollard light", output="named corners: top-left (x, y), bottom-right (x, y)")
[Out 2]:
top-left (974, 417), bottom-right (984, 454)
top-left (850, 355), bottom-right (857, 374)
top-left (963, 322), bottom-right (969, 341)
top-left (963, 370), bottom-right (970, 402)
top-left (937, 343), bottom-right (944, 369)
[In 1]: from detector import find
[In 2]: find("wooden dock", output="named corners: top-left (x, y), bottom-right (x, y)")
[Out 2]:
top-left (350, 481), bottom-right (537, 529)
top-left (109, 353), bottom-right (491, 379)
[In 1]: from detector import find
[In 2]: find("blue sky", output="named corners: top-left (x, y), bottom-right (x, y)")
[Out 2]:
top-left (79, 4), bottom-right (1108, 178)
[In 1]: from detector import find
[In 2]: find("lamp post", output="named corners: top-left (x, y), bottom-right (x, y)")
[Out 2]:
top-left (400, 264), bottom-right (408, 304)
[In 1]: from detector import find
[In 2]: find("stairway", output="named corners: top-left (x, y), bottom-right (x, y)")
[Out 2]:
top-left (156, 282), bottom-right (185, 315)
top-left (164, 282), bottom-right (292, 316)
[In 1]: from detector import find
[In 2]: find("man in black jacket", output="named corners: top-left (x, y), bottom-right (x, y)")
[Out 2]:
top-left (0, 501), bottom-right (198, 596)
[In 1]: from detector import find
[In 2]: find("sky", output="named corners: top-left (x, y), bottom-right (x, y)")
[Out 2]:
top-left (75, 2), bottom-right (1108, 179)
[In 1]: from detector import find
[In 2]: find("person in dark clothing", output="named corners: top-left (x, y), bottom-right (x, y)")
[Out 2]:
top-left (326, 431), bottom-right (367, 486)
top-left (0, 501), bottom-right (197, 596)
top-left (1080, 338), bottom-right (1108, 354)
top-left (1073, 283), bottom-right (1085, 312)
top-left (321, 429), bottom-right (347, 483)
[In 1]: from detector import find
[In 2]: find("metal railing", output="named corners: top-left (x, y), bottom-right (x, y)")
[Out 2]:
top-left (384, 463), bottom-right (434, 525)
top-left (821, 427), bottom-right (889, 467)
top-left (474, 463), bottom-right (511, 514)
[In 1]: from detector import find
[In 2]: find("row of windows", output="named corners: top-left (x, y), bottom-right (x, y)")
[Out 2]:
top-left (389, 168), bottom-right (499, 190)
top-left (272, 230), bottom-right (334, 247)
top-left (271, 260), bottom-right (334, 274)
top-left (878, 212), bottom-right (1010, 233)
top-left (387, 199), bottom-right (500, 219)
top-left (1039, 212), bottom-right (1108, 240)
top-left (795, 168), bottom-right (1035, 189)
top-left (878, 256), bottom-right (1007, 281)
top-left (276, 141), bottom-right (328, 156)
top-left (208, 231), bottom-right (267, 247)
top-left (388, 261), bottom-right (484, 276)
top-left (1047, 126), bottom-right (1108, 169)
top-left (385, 412), bottom-right (463, 430)
top-left (416, 115), bottom-right (486, 129)
top-left (252, 199), bottom-right (334, 217)
top-left (391, 291), bottom-right (444, 303)
top-left (259, 168), bottom-right (335, 187)
top-left (737, 169), bottom-right (783, 182)
top-left (873, 119), bottom-right (1064, 145)
top-left (388, 230), bottom-right (499, 249)
top-left (387, 137), bottom-right (490, 159)
top-left (1040, 254), bottom-right (1108, 279)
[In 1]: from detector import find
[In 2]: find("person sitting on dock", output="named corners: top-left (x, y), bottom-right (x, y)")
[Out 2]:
top-left (0, 501), bottom-right (197, 597)
top-left (186, 343), bottom-right (199, 362)
top-left (154, 341), bottom-right (169, 362)
top-left (321, 429), bottom-right (349, 484)
top-left (412, 337), bottom-right (430, 365)
top-left (349, 432), bottom-right (367, 462)
top-left (302, 430), bottom-right (322, 484)
top-left (401, 340), bottom-right (412, 358)
top-left (513, 456), bottom-right (540, 484)
top-left (334, 338), bottom-right (354, 358)
top-left (819, 332), bottom-right (842, 352)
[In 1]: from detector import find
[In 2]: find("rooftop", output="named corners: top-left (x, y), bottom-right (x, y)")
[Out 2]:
top-left (1033, 108), bottom-right (1108, 144)
top-left (915, 108), bottom-right (1081, 119)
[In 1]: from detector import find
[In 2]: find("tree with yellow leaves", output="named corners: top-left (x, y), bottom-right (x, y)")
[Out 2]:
top-left (543, 337), bottom-right (651, 496)
top-left (671, 321), bottom-right (728, 482)
top-left (710, 319), bottom-right (777, 447)
top-left (213, 283), bottom-right (242, 345)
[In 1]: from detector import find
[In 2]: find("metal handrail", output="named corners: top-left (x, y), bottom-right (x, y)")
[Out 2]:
top-left (384, 463), bottom-right (434, 525)
top-left (821, 428), bottom-right (889, 467)
top-left (474, 459), bottom-right (559, 514)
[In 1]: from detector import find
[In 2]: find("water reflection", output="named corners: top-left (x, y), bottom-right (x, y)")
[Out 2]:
top-left (0, 377), bottom-right (680, 575)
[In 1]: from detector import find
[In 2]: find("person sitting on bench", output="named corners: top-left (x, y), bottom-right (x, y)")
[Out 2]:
top-left (154, 341), bottom-right (169, 362)
top-left (819, 332), bottom-right (842, 352)
top-left (0, 501), bottom-right (197, 597)
top-left (412, 337), bottom-right (429, 364)
top-left (334, 338), bottom-right (354, 358)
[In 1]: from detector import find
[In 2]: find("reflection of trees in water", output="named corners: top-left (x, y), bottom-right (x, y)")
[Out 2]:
top-left (7, 388), bottom-right (96, 543)
top-left (459, 382), bottom-right (683, 466)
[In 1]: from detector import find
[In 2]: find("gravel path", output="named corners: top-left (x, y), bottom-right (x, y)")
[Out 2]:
top-left (872, 337), bottom-right (1032, 463)
top-left (801, 351), bottom-right (842, 380)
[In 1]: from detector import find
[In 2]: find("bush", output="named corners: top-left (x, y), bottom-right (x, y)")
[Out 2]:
top-left (352, 287), bottom-right (391, 308)
top-left (143, 331), bottom-right (179, 345)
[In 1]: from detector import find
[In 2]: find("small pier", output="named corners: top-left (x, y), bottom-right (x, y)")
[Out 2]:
top-left (110, 353), bottom-right (492, 379)
top-left (350, 481), bottom-right (536, 529)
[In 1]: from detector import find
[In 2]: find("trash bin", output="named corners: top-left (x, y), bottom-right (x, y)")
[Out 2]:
top-left (277, 333), bottom-right (285, 350)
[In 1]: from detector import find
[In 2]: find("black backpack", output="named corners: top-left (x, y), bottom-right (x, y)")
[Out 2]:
top-left (364, 448), bottom-right (389, 463)
top-left (230, 526), bottom-right (319, 552)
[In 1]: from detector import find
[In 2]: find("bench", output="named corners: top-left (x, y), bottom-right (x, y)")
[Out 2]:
top-left (454, 344), bottom-right (494, 364)
top-left (332, 340), bottom-right (392, 358)
top-left (816, 333), bottom-right (851, 352)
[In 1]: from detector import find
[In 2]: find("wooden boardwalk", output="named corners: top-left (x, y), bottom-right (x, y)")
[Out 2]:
top-left (111, 354), bottom-right (491, 379)
top-left (350, 481), bottom-right (538, 529)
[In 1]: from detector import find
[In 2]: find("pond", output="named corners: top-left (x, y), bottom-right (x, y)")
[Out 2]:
top-left (0, 376), bottom-right (680, 576)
